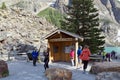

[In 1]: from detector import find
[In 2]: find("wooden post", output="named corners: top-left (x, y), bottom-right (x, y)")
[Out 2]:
top-left (75, 38), bottom-right (78, 67)
top-left (48, 42), bottom-right (52, 63)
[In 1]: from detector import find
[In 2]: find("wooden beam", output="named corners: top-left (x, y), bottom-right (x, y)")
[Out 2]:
top-left (48, 42), bottom-right (52, 63)
top-left (75, 41), bottom-right (78, 67)
top-left (49, 38), bottom-right (75, 42)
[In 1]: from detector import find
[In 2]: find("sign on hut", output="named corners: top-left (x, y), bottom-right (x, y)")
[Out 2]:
top-left (44, 29), bottom-right (83, 66)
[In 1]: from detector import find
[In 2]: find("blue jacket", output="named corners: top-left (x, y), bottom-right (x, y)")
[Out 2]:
top-left (77, 48), bottom-right (82, 56)
top-left (32, 50), bottom-right (38, 59)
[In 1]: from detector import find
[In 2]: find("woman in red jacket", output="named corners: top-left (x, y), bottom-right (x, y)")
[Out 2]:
top-left (80, 45), bottom-right (91, 73)
top-left (70, 48), bottom-right (75, 66)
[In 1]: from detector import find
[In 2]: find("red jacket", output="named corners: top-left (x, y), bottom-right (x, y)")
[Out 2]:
top-left (80, 48), bottom-right (91, 60)
top-left (70, 50), bottom-right (74, 59)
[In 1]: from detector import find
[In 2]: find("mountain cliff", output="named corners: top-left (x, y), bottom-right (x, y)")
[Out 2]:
top-left (0, 7), bottom-right (55, 54)
top-left (94, 0), bottom-right (120, 46)
top-left (54, 0), bottom-right (120, 46)
top-left (0, 0), bottom-right (120, 54)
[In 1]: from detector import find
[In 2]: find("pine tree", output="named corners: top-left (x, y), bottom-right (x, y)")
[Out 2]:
top-left (60, 0), bottom-right (105, 53)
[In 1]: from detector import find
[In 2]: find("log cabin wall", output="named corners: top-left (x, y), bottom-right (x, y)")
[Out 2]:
top-left (44, 29), bottom-right (83, 66)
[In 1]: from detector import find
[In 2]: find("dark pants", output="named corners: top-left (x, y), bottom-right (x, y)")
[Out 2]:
top-left (102, 56), bottom-right (105, 61)
top-left (33, 58), bottom-right (37, 66)
top-left (82, 60), bottom-right (89, 70)
top-left (44, 60), bottom-right (49, 70)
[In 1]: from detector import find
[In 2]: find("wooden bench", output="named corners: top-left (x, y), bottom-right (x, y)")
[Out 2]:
top-left (17, 53), bottom-right (26, 55)
top-left (90, 55), bottom-right (102, 62)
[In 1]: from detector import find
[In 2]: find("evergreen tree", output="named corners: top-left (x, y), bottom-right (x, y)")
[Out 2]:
top-left (60, 0), bottom-right (105, 53)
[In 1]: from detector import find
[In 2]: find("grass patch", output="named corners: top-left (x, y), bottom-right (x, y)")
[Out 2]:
top-left (0, 2), bottom-right (7, 9)
top-left (37, 7), bottom-right (65, 27)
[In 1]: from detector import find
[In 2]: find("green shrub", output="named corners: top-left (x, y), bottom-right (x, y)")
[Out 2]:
top-left (37, 7), bottom-right (65, 27)
top-left (2, 70), bottom-right (9, 77)
top-left (1, 2), bottom-right (7, 9)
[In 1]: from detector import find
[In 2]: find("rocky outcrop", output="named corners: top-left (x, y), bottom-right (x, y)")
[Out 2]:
top-left (0, 60), bottom-right (9, 78)
top-left (54, 0), bottom-right (120, 46)
top-left (94, 0), bottom-right (120, 46)
top-left (96, 72), bottom-right (120, 80)
top-left (0, 8), bottom-right (55, 55)
top-left (45, 68), bottom-right (72, 80)
top-left (90, 62), bottom-right (120, 74)
top-left (54, 0), bottom-right (69, 14)
top-left (0, 0), bottom-right (120, 46)
top-left (0, 0), bottom-right (52, 14)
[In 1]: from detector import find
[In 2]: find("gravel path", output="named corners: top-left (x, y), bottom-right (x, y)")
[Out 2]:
top-left (1, 60), bottom-right (95, 80)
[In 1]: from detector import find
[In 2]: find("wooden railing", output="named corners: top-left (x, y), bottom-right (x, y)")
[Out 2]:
top-left (90, 55), bottom-right (102, 62)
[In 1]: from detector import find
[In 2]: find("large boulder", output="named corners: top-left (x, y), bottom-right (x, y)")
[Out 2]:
top-left (45, 68), bottom-right (72, 80)
top-left (0, 60), bottom-right (9, 78)
top-left (90, 62), bottom-right (120, 74)
top-left (96, 72), bottom-right (120, 80)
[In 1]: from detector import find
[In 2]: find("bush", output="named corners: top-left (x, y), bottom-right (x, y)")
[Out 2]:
top-left (37, 7), bottom-right (65, 27)
top-left (2, 70), bottom-right (9, 77)
top-left (1, 2), bottom-right (7, 9)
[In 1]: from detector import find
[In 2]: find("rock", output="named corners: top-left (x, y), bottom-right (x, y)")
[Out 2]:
top-left (0, 60), bottom-right (9, 78)
top-left (0, 8), bottom-right (56, 57)
top-left (45, 68), bottom-right (72, 80)
top-left (90, 62), bottom-right (120, 74)
top-left (96, 72), bottom-right (120, 80)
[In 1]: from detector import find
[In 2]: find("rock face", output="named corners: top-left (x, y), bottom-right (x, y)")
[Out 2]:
top-left (0, 0), bottom-right (120, 48)
top-left (94, 0), bottom-right (120, 46)
top-left (0, 0), bottom-right (52, 14)
top-left (96, 72), bottom-right (120, 80)
top-left (54, 0), bottom-right (120, 46)
top-left (45, 68), bottom-right (72, 80)
top-left (0, 60), bottom-right (9, 78)
top-left (0, 8), bottom-right (55, 56)
top-left (90, 62), bottom-right (120, 74)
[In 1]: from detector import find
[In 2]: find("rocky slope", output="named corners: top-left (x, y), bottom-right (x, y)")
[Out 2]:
top-left (94, 0), bottom-right (120, 46)
top-left (0, 0), bottom-right (53, 14)
top-left (0, 0), bottom-right (120, 55)
top-left (0, 8), bottom-right (55, 54)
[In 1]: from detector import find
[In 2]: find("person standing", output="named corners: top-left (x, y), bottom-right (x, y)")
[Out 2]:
top-left (32, 49), bottom-right (39, 66)
top-left (70, 48), bottom-right (75, 66)
top-left (102, 51), bottom-right (106, 62)
top-left (43, 49), bottom-right (49, 70)
top-left (111, 50), bottom-right (116, 59)
top-left (80, 45), bottom-right (91, 74)
top-left (76, 46), bottom-right (82, 68)
top-left (106, 53), bottom-right (111, 62)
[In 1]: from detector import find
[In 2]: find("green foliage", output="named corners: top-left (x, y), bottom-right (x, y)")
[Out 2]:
top-left (1, 2), bottom-right (7, 9)
top-left (2, 70), bottom-right (9, 77)
top-left (60, 0), bottom-right (105, 53)
top-left (37, 7), bottom-right (64, 27)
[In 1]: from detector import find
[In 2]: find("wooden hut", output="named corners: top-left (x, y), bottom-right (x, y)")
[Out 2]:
top-left (44, 29), bottom-right (83, 66)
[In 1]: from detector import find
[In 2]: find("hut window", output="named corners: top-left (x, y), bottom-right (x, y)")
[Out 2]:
top-left (63, 45), bottom-right (74, 53)
top-left (53, 45), bottom-right (58, 53)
